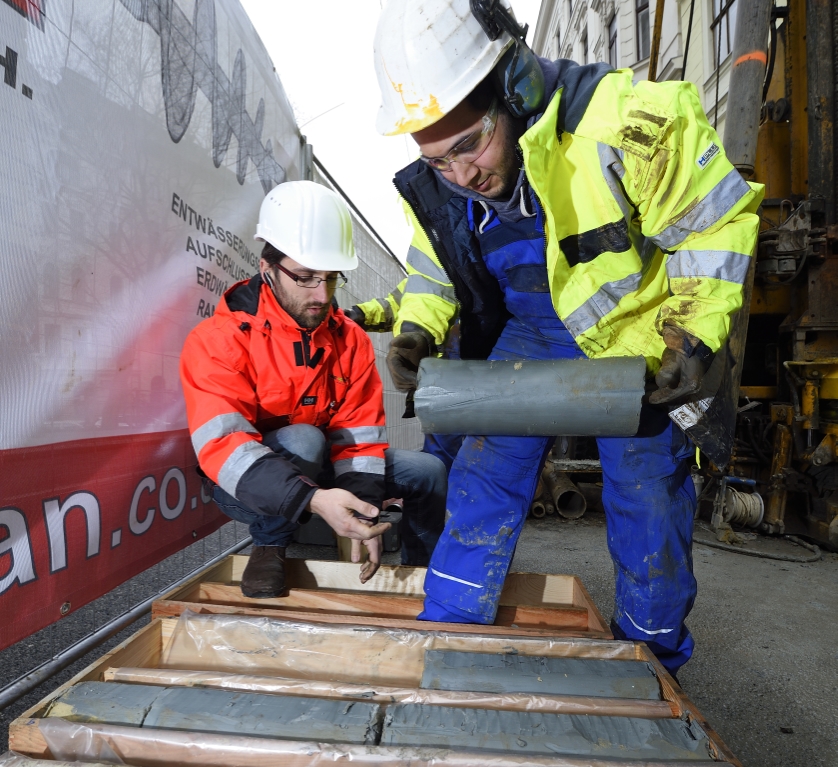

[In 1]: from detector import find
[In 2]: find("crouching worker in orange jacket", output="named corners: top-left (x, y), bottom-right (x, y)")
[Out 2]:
top-left (180, 181), bottom-right (447, 598)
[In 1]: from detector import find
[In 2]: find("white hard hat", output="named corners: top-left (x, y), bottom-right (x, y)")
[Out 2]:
top-left (254, 181), bottom-right (358, 271)
top-left (374, 0), bottom-right (515, 136)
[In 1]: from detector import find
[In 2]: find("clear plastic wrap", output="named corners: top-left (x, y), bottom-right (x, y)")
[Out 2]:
top-left (106, 667), bottom-right (677, 719)
top-left (160, 610), bottom-right (635, 688)
top-left (0, 753), bottom-right (115, 767)
top-left (36, 719), bottom-right (711, 766)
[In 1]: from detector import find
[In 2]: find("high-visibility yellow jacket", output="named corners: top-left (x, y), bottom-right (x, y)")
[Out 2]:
top-left (354, 277), bottom-right (407, 332)
top-left (392, 64), bottom-right (763, 371)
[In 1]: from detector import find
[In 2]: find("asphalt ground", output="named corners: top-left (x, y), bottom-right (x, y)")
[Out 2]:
top-left (3, 513), bottom-right (837, 766)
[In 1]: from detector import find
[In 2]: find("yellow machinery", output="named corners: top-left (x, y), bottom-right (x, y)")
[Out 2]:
top-left (703, 0), bottom-right (838, 548)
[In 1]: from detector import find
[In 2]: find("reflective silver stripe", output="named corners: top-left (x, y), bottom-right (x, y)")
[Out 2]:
top-left (666, 249), bottom-right (751, 284)
top-left (430, 567), bottom-right (483, 589)
top-left (597, 142), bottom-right (632, 222)
top-left (375, 297), bottom-right (394, 323)
top-left (407, 245), bottom-right (450, 285)
top-left (217, 441), bottom-right (273, 496)
top-left (626, 611), bottom-right (674, 635)
top-left (191, 412), bottom-right (258, 457)
top-left (652, 169), bottom-right (751, 251)
top-left (333, 456), bottom-right (386, 476)
top-left (406, 273), bottom-right (457, 303)
top-left (563, 271), bottom-right (643, 337)
top-left (330, 426), bottom-right (388, 445)
top-left (391, 285), bottom-right (404, 305)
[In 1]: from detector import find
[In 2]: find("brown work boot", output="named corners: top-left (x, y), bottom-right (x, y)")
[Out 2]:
top-left (240, 546), bottom-right (286, 598)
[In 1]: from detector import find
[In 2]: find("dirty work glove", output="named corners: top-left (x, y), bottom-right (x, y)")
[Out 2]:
top-left (649, 324), bottom-right (715, 405)
top-left (387, 332), bottom-right (430, 392)
top-left (344, 305), bottom-right (366, 328)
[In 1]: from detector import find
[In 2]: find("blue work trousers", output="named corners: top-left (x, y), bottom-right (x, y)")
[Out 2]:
top-left (419, 320), bottom-right (697, 674)
top-left (212, 424), bottom-right (447, 566)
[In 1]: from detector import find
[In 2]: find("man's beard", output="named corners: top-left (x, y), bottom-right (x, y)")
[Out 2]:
top-left (478, 113), bottom-right (525, 201)
top-left (275, 283), bottom-right (329, 328)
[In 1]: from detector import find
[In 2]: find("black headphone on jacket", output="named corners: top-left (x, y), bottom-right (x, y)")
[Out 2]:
top-left (470, 0), bottom-right (545, 119)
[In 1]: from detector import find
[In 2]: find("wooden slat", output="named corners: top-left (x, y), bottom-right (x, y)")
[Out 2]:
top-left (152, 599), bottom-right (609, 640)
top-left (194, 582), bottom-right (589, 629)
top-left (226, 557), bottom-right (585, 609)
top-left (572, 578), bottom-right (611, 635)
top-left (105, 666), bottom-right (680, 718)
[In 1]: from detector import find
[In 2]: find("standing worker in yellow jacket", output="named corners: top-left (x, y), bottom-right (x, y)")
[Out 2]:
top-left (373, 0), bottom-right (762, 675)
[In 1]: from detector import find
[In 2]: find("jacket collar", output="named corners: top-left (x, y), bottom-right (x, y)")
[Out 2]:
top-left (218, 273), bottom-right (342, 341)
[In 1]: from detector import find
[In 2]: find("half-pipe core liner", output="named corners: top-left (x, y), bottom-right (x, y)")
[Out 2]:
top-left (414, 357), bottom-right (646, 436)
top-left (42, 681), bottom-right (714, 761)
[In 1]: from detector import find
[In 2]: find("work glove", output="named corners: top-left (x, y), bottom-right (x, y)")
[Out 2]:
top-left (649, 324), bottom-right (715, 405)
top-left (344, 305), bottom-right (366, 328)
top-left (386, 331), bottom-right (430, 392)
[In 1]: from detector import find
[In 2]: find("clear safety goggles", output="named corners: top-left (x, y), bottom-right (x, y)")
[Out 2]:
top-left (420, 98), bottom-right (499, 172)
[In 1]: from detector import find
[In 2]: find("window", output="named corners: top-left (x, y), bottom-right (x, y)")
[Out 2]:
top-left (636, 0), bottom-right (650, 60)
top-left (567, 0), bottom-right (573, 23)
top-left (581, 30), bottom-right (588, 63)
top-left (711, 0), bottom-right (738, 66)
top-left (608, 14), bottom-right (618, 68)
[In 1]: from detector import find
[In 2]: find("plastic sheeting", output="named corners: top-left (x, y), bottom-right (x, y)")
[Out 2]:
top-left (381, 704), bottom-right (713, 760)
top-left (105, 667), bottom-right (677, 719)
top-left (36, 719), bottom-right (718, 767)
top-left (160, 611), bottom-right (637, 688)
top-left (47, 682), bottom-right (381, 745)
top-left (0, 754), bottom-right (114, 767)
top-left (420, 650), bottom-right (662, 699)
top-left (414, 358), bottom-right (645, 436)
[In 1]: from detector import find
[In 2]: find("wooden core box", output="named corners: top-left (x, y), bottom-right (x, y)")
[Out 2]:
top-left (7, 560), bottom-right (742, 766)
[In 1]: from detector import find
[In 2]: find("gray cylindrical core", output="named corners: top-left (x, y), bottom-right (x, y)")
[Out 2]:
top-left (544, 467), bottom-right (587, 520)
top-left (415, 357), bottom-right (645, 436)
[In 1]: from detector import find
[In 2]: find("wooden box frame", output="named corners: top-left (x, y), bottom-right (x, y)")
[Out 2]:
top-left (152, 556), bottom-right (612, 639)
top-left (9, 614), bottom-right (741, 766)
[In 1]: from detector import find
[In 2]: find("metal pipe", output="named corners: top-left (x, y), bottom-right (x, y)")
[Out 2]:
top-left (0, 536), bottom-right (252, 711)
top-left (722, 0), bottom-right (773, 175)
top-left (543, 467), bottom-right (588, 520)
top-left (530, 500), bottom-right (547, 518)
top-left (647, 0), bottom-right (666, 82)
top-left (414, 357), bottom-right (645, 436)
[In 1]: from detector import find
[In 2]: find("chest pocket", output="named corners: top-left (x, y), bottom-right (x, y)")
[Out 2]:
top-left (470, 197), bottom-right (563, 325)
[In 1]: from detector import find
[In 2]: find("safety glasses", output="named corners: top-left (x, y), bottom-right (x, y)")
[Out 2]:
top-left (420, 98), bottom-right (499, 172)
top-left (274, 263), bottom-right (346, 289)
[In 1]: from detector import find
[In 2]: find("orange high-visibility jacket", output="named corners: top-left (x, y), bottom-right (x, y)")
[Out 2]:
top-left (180, 274), bottom-right (388, 523)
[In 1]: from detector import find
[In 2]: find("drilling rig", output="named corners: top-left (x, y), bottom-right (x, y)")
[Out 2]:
top-left (694, 0), bottom-right (838, 548)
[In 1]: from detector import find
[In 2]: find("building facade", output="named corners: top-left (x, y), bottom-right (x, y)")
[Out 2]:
top-left (531, 0), bottom-right (745, 136)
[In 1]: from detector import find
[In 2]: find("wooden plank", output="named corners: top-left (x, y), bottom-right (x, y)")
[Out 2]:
top-left (160, 557), bottom-right (233, 602)
top-left (229, 557), bottom-right (589, 609)
top-left (8, 620), bottom-right (166, 757)
top-left (573, 578), bottom-right (611, 635)
top-left (104, 666), bottom-right (680, 718)
top-left (152, 599), bottom-right (610, 640)
top-left (193, 583), bottom-right (589, 629)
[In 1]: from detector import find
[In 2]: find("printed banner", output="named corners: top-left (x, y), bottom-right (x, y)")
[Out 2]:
top-left (0, 0), bottom-right (302, 649)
